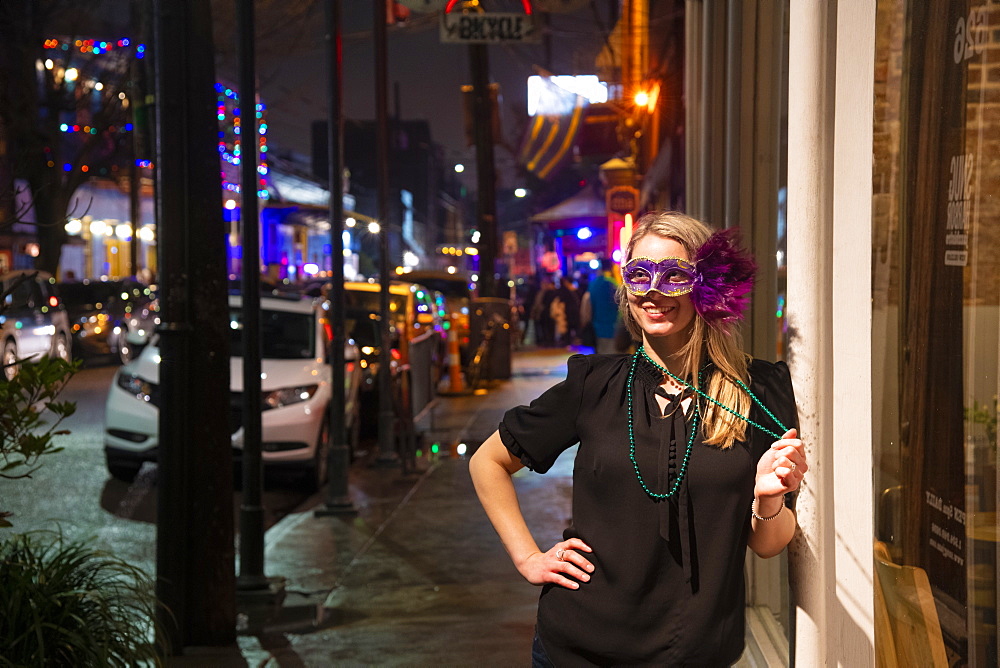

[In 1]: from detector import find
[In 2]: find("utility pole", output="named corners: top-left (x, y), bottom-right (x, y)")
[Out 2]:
top-left (445, 0), bottom-right (506, 378)
top-left (128, 0), bottom-right (152, 278)
top-left (469, 42), bottom-right (497, 298)
top-left (375, 0), bottom-right (398, 465)
top-left (235, 0), bottom-right (285, 604)
top-left (316, 0), bottom-right (356, 514)
top-left (152, 0), bottom-right (234, 652)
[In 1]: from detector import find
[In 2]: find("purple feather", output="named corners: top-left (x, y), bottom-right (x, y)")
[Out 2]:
top-left (691, 228), bottom-right (757, 326)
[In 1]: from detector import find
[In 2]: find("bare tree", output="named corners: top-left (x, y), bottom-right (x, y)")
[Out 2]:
top-left (0, 0), bottom-right (324, 277)
top-left (0, 0), bottom-right (135, 275)
top-left (211, 0), bottom-right (322, 74)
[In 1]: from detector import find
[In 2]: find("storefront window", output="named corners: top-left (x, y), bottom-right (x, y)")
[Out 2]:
top-left (873, 1), bottom-right (998, 665)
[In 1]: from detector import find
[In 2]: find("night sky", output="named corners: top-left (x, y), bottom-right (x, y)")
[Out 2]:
top-left (51, 0), bottom-right (611, 187)
top-left (251, 1), bottom-right (610, 186)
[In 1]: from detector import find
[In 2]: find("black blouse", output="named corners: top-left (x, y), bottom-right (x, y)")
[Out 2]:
top-left (499, 352), bottom-right (798, 667)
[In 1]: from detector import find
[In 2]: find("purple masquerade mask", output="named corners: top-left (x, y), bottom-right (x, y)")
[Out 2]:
top-left (622, 227), bottom-right (757, 328)
top-left (622, 257), bottom-right (698, 297)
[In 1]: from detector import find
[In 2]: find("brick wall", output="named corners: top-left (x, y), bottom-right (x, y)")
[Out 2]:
top-left (965, 3), bottom-right (1000, 304)
top-left (873, 1), bottom-right (1000, 306)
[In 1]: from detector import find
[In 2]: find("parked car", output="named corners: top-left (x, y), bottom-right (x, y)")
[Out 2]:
top-left (57, 279), bottom-right (160, 364)
top-left (103, 294), bottom-right (362, 490)
top-left (343, 280), bottom-right (447, 371)
top-left (0, 270), bottom-right (73, 380)
top-left (344, 280), bottom-right (449, 417)
top-left (404, 269), bottom-right (472, 358)
top-left (345, 306), bottom-right (402, 436)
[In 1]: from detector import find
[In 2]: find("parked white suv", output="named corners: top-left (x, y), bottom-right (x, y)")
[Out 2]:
top-left (103, 294), bottom-right (361, 490)
top-left (0, 270), bottom-right (73, 379)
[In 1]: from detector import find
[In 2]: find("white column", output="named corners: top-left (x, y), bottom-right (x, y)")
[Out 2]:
top-left (786, 1), bottom-right (834, 659)
top-left (830, 3), bottom-right (877, 665)
top-left (787, 1), bottom-right (876, 665)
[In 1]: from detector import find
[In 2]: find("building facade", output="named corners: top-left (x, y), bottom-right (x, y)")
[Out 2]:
top-left (675, 1), bottom-right (998, 664)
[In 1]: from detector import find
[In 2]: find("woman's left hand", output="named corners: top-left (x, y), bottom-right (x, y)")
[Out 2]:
top-left (754, 428), bottom-right (807, 498)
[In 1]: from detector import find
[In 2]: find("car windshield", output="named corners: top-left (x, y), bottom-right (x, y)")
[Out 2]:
top-left (345, 290), bottom-right (408, 326)
top-left (59, 281), bottom-right (122, 307)
top-left (230, 307), bottom-right (315, 359)
top-left (346, 309), bottom-right (383, 348)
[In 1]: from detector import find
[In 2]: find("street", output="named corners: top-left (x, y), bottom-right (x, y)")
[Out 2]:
top-left (3, 348), bottom-right (588, 665)
top-left (2, 362), bottom-right (316, 577)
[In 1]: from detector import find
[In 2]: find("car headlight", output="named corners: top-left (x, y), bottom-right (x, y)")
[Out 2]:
top-left (117, 372), bottom-right (159, 405)
top-left (262, 384), bottom-right (319, 410)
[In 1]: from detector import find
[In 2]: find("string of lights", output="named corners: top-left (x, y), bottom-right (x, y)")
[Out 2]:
top-left (43, 37), bottom-right (145, 57)
top-left (214, 83), bottom-right (271, 199)
top-left (41, 37), bottom-right (270, 200)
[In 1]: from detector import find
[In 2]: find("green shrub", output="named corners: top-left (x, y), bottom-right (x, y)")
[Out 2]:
top-left (0, 355), bottom-right (79, 528)
top-left (0, 531), bottom-right (164, 667)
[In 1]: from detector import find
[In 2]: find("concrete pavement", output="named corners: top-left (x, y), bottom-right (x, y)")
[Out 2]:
top-left (170, 347), bottom-right (577, 666)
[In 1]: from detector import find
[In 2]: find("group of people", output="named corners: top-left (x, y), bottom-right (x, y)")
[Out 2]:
top-left (522, 259), bottom-right (627, 352)
top-left (471, 211), bottom-right (808, 666)
top-left (523, 275), bottom-right (580, 348)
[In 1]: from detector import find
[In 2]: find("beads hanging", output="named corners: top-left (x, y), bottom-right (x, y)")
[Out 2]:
top-left (626, 351), bottom-right (699, 500)
top-left (627, 346), bottom-right (791, 500)
top-left (638, 346), bottom-right (788, 440)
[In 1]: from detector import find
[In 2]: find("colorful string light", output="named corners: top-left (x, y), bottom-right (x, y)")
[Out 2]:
top-left (43, 38), bottom-right (136, 55)
top-left (42, 37), bottom-right (270, 200)
top-left (214, 84), bottom-right (270, 199)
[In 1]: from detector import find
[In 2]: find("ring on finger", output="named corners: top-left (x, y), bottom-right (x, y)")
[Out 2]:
top-left (556, 549), bottom-right (566, 561)
top-left (789, 462), bottom-right (797, 472)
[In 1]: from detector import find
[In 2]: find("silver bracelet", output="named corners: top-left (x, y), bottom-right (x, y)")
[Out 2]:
top-left (751, 499), bottom-right (783, 521)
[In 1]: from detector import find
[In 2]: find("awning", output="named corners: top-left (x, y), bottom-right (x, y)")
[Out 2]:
top-left (529, 185), bottom-right (606, 231)
top-left (263, 202), bottom-right (375, 229)
top-left (269, 170), bottom-right (330, 207)
top-left (65, 179), bottom-right (156, 227)
top-left (267, 170), bottom-right (375, 228)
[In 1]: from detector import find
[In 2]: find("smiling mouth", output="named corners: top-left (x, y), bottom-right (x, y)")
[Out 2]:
top-left (643, 305), bottom-right (675, 315)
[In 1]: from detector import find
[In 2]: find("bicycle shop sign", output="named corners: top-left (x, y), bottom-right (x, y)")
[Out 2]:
top-left (440, 0), bottom-right (541, 44)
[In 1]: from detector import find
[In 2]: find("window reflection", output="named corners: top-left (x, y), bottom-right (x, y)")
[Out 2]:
top-left (873, 1), bottom-right (998, 666)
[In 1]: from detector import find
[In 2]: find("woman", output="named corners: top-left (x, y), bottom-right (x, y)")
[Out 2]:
top-left (469, 211), bottom-right (807, 667)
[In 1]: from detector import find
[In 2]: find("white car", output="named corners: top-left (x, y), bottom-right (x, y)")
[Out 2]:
top-left (103, 294), bottom-right (362, 491)
top-left (0, 270), bottom-right (73, 379)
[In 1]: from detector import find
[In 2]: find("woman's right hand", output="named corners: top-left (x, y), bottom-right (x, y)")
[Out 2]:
top-left (517, 539), bottom-right (595, 589)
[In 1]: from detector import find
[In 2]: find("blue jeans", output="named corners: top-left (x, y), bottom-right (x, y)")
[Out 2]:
top-left (531, 632), bottom-right (554, 668)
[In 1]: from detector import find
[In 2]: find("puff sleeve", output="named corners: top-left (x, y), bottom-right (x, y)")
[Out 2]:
top-left (498, 354), bottom-right (591, 473)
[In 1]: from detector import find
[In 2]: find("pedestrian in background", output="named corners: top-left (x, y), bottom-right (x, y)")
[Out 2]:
top-left (470, 211), bottom-right (807, 666)
top-left (531, 278), bottom-right (556, 347)
top-left (583, 258), bottom-right (619, 353)
top-left (519, 277), bottom-right (540, 346)
top-left (574, 271), bottom-right (590, 305)
top-left (551, 276), bottom-right (580, 347)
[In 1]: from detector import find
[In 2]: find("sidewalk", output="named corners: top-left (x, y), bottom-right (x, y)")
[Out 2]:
top-left (230, 347), bottom-right (577, 667)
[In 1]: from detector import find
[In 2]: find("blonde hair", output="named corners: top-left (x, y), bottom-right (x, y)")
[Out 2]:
top-left (615, 211), bottom-right (751, 449)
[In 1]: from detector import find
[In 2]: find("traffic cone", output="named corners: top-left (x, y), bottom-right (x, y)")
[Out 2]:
top-left (446, 326), bottom-right (466, 394)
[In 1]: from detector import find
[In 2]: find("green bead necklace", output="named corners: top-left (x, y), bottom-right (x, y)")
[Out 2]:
top-left (638, 346), bottom-right (788, 440)
top-left (626, 350), bottom-right (700, 500)
top-left (627, 346), bottom-right (791, 500)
